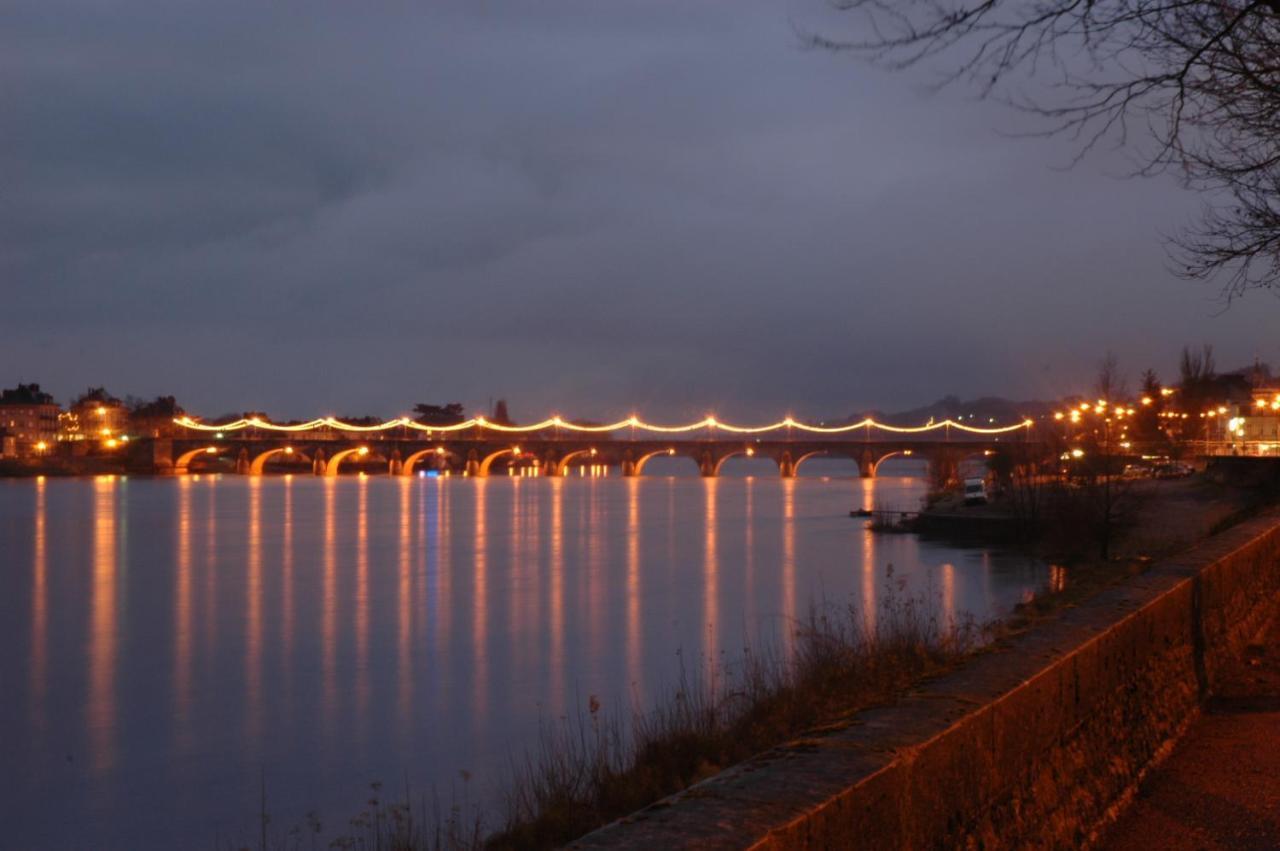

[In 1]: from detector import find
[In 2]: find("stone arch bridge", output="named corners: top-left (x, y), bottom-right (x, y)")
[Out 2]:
top-left (155, 434), bottom-right (1039, 482)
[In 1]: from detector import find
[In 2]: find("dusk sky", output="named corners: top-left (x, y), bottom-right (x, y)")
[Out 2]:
top-left (4, 0), bottom-right (1277, 422)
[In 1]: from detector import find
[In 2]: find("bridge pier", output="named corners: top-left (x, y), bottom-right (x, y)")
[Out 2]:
top-left (699, 450), bottom-right (717, 478)
top-left (152, 438), bottom-right (174, 474)
top-left (777, 451), bottom-right (796, 478)
top-left (465, 449), bottom-right (482, 477)
top-left (235, 447), bottom-right (250, 475)
top-left (857, 448), bottom-right (876, 479)
top-left (312, 448), bottom-right (327, 476)
top-left (388, 448), bottom-right (403, 476)
top-left (929, 451), bottom-right (961, 490)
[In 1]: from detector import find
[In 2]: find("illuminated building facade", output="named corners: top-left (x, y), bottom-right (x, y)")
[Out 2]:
top-left (61, 389), bottom-right (128, 446)
top-left (1222, 385), bottom-right (1280, 454)
top-left (0, 384), bottom-right (61, 458)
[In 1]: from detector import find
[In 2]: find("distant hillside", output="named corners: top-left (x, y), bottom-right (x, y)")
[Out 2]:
top-left (843, 395), bottom-right (1055, 426)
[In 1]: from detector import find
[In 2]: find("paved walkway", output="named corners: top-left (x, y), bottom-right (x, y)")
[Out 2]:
top-left (1101, 613), bottom-right (1280, 850)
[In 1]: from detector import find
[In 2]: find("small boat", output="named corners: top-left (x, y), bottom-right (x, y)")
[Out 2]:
top-left (850, 508), bottom-right (873, 517)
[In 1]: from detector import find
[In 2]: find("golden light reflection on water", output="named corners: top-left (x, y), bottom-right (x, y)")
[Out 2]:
top-left (323, 478), bottom-right (337, 731)
top-left (744, 477), bottom-right (755, 606)
top-left (509, 478), bottom-right (525, 649)
top-left (1049, 564), bottom-right (1067, 594)
top-left (515, 478), bottom-right (541, 674)
top-left (861, 500), bottom-right (877, 634)
top-left (473, 479), bottom-right (488, 715)
top-left (204, 476), bottom-right (218, 652)
top-left (587, 479), bottom-right (606, 680)
top-left (781, 478), bottom-right (795, 658)
top-left (397, 477), bottom-right (413, 729)
top-left (434, 477), bottom-right (451, 664)
top-left (703, 478), bottom-right (719, 671)
top-left (549, 477), bottom-right (565, 712)
top-left (246, 477), bottom-right (263, 742)
top-left (281, 476), bottom-right (295, 702)
top-left (626, 477), bottom-right (641, 690)
top-left (356, 476), bottom-right (370, 728)
top-left (30, 477), bottom-right (47, 735)
top-left (89, 476), bottom-right (117, 773)
top-left (526, 481), bottom-right (542, 636)
top-left (173, 477), bottom-right (193, 748)
top-left (940, 562), bottom-right (956, 629)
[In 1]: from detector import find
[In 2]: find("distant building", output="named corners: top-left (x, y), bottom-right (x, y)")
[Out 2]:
top-left (60, 387), bottom-right (129, 446)
top-left (0, 383), bottom-right (61, 458)
top-left (1223, 384), bottom-right (1280, 454)
top-left (127, 396), bottom-right (185, 438)
top-left (1249, 383), bottom-right (1280, 413)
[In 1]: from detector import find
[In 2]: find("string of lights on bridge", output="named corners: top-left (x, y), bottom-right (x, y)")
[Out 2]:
top-left (172, 414), bottom-right (1035, 437)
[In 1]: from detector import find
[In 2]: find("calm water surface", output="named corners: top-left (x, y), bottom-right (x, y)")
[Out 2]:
top-left (0, 463), bottom-right (1049, 849)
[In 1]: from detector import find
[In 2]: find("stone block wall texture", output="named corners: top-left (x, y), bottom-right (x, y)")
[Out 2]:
top-left (573, 512), bottom-right (1280, 850)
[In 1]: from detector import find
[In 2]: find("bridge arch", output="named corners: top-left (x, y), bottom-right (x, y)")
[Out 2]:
top-left (174, 445), bottom-right (222, 473)
top-left (867, 449), bottom-right (920, 478)
top-left (709, 448), bottom-right (772, 477)
top-left (402, 446), bottom-right (450, 476)
top-left (553, 448), bottom-right (600, 476)
top-left (249, 446), bottom-right (303, 475)
top-left (477, 447), bottom-right (524, 477)
top-left (629, 448), bottom-right (682, 476)
top-left (790, 450), bottom-right (831, 476)
top-left (324, 447), bottom-right (371, 477)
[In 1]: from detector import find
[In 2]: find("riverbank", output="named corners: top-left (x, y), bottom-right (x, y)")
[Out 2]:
top-left (0, 457), bottom-right (134, 477)
top-left (251, 476), bottom-right (1274, 849)
top-left (532, 476), bottom-right (1277, 847)
top-left (576, 508), bottom-right (1280, 849)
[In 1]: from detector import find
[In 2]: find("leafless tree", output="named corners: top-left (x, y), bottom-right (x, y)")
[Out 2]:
top-left (811, 2), bottom-right (1280, 299)
top-left (1178, 342), bottom-right (1217, 390)
top-left (1094, 351), bottom-right (1128, 401)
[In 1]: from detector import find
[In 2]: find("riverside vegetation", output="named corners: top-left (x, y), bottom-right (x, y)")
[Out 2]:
top-left (224, 576), bottom-right (984, 851)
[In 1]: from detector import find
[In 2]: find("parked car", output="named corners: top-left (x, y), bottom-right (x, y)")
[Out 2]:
top-left (963, 477), bottom-right (988, 505)
top-left (1154, 462), bottom-right (1194, 479)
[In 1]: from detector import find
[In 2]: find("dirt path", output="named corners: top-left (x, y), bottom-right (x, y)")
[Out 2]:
top-left (1099, 611), bottom-right (1280, 850)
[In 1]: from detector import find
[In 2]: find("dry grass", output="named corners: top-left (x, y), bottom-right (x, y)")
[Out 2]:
top-left (223, 780), bottom-right (484, 851)
top-left (228, 575), bottom-right (989, 851)
top-left (487, 573), bottom-right (982, 849)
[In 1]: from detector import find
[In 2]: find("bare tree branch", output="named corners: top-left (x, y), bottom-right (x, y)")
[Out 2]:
top-left (810, 1), bottom-right (1280, 300)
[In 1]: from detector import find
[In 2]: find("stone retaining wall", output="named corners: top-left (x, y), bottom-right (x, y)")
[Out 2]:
top-left (574, 512), bottom-right (1280, 850)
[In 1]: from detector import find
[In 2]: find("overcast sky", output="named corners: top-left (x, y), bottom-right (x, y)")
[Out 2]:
top-left (3, 1), bottom-right (1277, 422)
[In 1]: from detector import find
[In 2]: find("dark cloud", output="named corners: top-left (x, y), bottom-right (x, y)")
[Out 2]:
top-left (2, 0), bottom-right (1275, 421)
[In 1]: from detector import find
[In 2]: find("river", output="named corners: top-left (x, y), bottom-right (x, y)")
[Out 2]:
top-left (0, 460), bottom-right (1049, 849)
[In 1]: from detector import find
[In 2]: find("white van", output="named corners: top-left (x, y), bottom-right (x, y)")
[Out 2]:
top-left (963, 477), bottom-right (988, 505)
